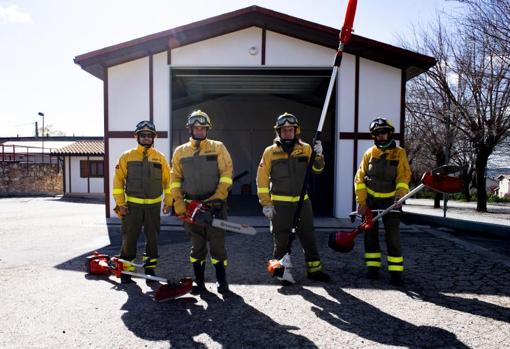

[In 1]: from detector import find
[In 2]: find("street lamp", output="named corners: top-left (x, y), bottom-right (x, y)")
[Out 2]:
top-left (38, 112), bottom-right (44, 162)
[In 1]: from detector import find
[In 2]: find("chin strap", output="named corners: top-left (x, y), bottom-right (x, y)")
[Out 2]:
top-left (375, 139), bottom-right (396, 150)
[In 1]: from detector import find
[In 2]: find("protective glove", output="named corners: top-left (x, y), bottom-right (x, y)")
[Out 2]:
top-left (313, 140), bottom-right (323, 156)
top-left (262, 205), bottom-right (276, 220)
top-left (162, 205), bottom-right (171, 215)
top-left (393, 195), bottom-right (402, 209)
top-left (357, 204), bottom-right (367, 216)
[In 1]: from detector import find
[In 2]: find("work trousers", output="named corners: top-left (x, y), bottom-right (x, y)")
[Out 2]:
top-left (184, 205), bottom-right (228, 264)
top-left (119, 203), bottom-right (160, 263)
top-left (271, 200), bottom-right (320, 262)
top-left (364, 197), bottom-right (403, 271)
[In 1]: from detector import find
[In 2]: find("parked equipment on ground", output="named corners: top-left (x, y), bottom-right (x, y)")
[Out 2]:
top-left (86, 251), bottom-right (192, 302)
top-left (328, 166), bottom-right (464, 253)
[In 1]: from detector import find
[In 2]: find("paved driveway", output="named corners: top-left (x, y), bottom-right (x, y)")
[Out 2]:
top-left (0, 197), bottom-right (509, 348)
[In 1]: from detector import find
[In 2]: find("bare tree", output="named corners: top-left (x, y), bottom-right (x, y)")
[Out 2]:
top-left (404, 2), bottom-right (510, 212)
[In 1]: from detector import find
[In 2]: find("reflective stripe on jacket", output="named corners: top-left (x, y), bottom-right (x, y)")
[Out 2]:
top-left (171, 138), bottom-right (233, 215)
top-left (256, 139), bottom-right (324, 207)
top-left (354, 145), bottom-right (411, 206)
top-left (113, 145), bottom-right (172, 207)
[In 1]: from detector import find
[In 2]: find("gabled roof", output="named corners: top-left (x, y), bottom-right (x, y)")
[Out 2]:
top-left (52, 140), bottom-right (104, 156)
top-left (74, 5), bottom-right (435, 81)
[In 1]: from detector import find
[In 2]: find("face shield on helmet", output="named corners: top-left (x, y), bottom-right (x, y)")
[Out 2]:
top-left (186, 110), bottom-right (211, 141)
top-left (134, 120), bottom-right (157, 148)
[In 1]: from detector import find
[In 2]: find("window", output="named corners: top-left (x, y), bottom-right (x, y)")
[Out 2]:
top-left (80, 160), bottom-right (104, 178)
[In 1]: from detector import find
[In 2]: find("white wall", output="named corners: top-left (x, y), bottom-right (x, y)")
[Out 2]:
top-left (66, 156), bottom-right (104, 194)
top-left (265, 31), bottom-right (335, 66)
top-left (153, 51), bottom-right (171, 157)
top-left (358, 58), bottom-right (401, 132)
top-left (499, 178), bottom-right (510, 198)
top-left (172, 27), bottom-right (262, 66)
top-left (108, 57), bottom-right (150, 130)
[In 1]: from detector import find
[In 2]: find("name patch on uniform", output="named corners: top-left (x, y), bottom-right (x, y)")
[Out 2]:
top-left (206, 155), bottom-right (218, 161)
top-left (298, 157), bottom-right (307, 162)
top-left (152, 163), bottom-right (162, 169)
top-left (390, 160), bottom-right (399, 166)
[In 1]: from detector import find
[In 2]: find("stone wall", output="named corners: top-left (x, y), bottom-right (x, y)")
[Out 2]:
top-left (0, 162), bottom-right (63, 194)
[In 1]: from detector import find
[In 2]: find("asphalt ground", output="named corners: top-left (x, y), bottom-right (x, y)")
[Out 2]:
top-left (0, 197), bottom-right (509, 348)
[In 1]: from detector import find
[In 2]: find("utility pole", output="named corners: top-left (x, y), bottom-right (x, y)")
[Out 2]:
top-left (38, 112), bottom-right (45, 162)
top-left (35, 121), bottom-right (39, 137)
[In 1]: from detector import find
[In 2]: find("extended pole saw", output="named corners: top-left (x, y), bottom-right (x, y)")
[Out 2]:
top-left (328, 165), bottom-right (465, 252)
top-left (267, 0), bottom-right (359, 283)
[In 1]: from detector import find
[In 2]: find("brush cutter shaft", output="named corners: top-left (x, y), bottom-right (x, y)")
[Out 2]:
top-left (372, 184), bottom-right (425, 221)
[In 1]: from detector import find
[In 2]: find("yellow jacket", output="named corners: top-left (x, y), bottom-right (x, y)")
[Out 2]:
top-left (113, 145), bottom-right (172, 207)
top-left (170, 138), bottom-right (233, 215)
top-left (256, 139), bottom-right (324, 207)
top-left (354, 144), bottom-right (411, 206)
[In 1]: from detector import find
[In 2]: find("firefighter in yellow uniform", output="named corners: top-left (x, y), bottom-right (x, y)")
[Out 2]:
top-left (355, 117), bottom-right (411, 286)
top-left (171, 110), bottom-right (233, 294)
top-left (113, 120), bottom-right (172, 284)
top-left (257, 112), bottom-right (330, 285)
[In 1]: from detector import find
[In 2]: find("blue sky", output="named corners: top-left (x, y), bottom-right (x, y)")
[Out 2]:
top-left (0, 0), bottom-right (464, 137)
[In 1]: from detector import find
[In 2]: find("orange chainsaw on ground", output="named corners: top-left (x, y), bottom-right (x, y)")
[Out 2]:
top-left (86, 251), bottom-right (192, 302)
top-left (328, 166), bottom-right (465, 253)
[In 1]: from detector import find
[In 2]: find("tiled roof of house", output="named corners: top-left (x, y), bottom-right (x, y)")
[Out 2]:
top-left (52, 140), bottom-right (104, 155)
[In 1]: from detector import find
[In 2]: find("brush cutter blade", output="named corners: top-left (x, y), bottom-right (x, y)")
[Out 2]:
top-left (432, 165), bottom-right (461, 175)
top-left (421, 172), bottom-right (464, 194)
top-left (86, 252), bottom-right (111, 275)
top-left (154, 277), bottom-right (193, 302)
top-left (328, 230), bottom-right (357, 253)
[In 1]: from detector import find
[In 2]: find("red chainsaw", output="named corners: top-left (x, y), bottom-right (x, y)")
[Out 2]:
top-left (328, 166), bottom-right (465, 252)
top-left (86, 251), bottom-right (192, 302)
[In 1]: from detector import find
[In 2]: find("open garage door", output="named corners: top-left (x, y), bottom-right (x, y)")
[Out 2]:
top-left (170, 68), bottom-right (335, 216)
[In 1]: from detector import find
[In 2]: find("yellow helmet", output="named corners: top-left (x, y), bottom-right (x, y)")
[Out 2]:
top-left (274, 112), bottom-right (301, 135)
top-left (369, 117), bottom-right (394, 136)
top-left (134, 120), bottom-right (157, 135)
top-left (186, 110), bottom-right (212, 129)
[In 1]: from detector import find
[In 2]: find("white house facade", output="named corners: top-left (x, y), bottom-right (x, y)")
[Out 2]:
top-left (74, 6), bottom-right (435, 218)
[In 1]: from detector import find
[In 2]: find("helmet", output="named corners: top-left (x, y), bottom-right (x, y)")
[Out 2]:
top-left (369, 117), bottom-right (394, 135)
top-left (134, 120), bottom-right (157, 135)
top-left (274, 112), bottom-right (301, 135)
top-left (186, 110), bottom-right (212, 129)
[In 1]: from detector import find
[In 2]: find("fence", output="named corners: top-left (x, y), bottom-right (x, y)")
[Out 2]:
top-left (1, 144), bottom-right (60, 165)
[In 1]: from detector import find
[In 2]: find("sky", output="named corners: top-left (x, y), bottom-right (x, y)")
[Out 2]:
top-left (0, 0), bottom-right (465, 137)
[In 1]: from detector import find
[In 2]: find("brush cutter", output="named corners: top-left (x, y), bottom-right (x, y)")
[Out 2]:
top-left (328, 166), bottom-right (465, 252)
top-left (180, 200), bottom-right (256, 235)
top-left (266, 0), bottom-right (359, 284)
top-left (86, 251), bottom-right (192, 302)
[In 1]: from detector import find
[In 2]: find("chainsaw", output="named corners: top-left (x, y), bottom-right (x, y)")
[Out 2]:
top-left (86, 251), bottom-right (192, 302)
top-left (180, 200), bottom-right (256, 235)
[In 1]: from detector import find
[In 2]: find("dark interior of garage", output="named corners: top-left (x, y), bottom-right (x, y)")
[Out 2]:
top-left (170, 68), bottom-right (335, 216)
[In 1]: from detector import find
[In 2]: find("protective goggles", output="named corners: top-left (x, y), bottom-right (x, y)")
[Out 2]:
top-left (136, 120), bottom-right (156, 130)
top-left (188, 115), bottom-right (209, 126)
top-left (369, 119), bottom-right (388, 131)
top-left (275, 114), bottom-right (299, 127)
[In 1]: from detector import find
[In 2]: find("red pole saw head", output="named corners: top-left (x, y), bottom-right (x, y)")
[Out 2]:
top-left (154, 278), bottom-right (193, 302)
top-left (183, 200), bottom-right (213, 225)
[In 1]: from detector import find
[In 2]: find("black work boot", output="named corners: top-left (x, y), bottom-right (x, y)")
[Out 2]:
top-left (214, 262), bottom-right (229, 294)
top-left (307, 270), bottom-right (331, 283)
top-left (120, 274), bottom-right (134, 284)
top-left (191, 261), bottom-right (206, 295)
top-left (366, 267), bottom-right (380, 280)
top-left (390, 271), bottom-right (404, 286)
top-left (145, 268), bottom-right (157, 284)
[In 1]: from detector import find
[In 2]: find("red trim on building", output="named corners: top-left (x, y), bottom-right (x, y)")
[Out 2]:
top-left (261, 28), bottom-right (266, 65)
top-left (149, 54), bottom-right (154, 122)
top-left (103, 66), bottom-right (110, 218)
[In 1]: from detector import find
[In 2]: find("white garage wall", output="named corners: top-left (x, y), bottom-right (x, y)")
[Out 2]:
top-left (358, 58), bottom-right (401, 132)
top-left (337, 53), bottom-right (356, 133)
top-left (108, 57), bottom-right (150, 130)
top-left (265, 31), bottom-right (335, 66)
top-left (153, 51), bottom-right (171, 159)
top-left (67, 156), bottom-right (104, 194)
top-left (172, 27), bottom-right (262, 66)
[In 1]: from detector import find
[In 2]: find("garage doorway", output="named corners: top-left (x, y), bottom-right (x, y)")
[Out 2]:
top-left (170, 68), bottom-right (335, 216)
